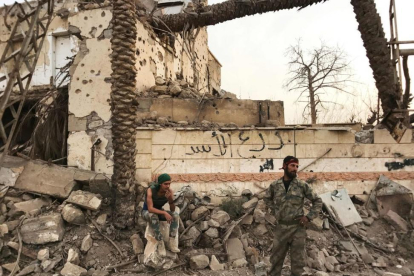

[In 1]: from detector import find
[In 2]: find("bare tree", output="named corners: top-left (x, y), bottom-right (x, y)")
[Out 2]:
top-left (284, 41), bottom-right (353, 124)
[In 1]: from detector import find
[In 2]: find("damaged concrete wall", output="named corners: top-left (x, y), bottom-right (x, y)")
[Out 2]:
top-left (134, 127), bottom-right (414, 201)
top-left (208, 50), bottom-right (221, 94)
top-left (137, 98), bottom-right (284, 126)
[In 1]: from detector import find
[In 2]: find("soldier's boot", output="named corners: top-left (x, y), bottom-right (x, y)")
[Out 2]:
top-left (166, 236), bottom-right (180, 253)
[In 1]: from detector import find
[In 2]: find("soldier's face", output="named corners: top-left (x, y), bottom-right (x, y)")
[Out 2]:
top-left (284, 162), bottom-right (298, 179)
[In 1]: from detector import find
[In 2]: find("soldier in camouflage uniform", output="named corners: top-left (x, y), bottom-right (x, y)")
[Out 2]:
top-left (264, 156), bottom-right (322, 276)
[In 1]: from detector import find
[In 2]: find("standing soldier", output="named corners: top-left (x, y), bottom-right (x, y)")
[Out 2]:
top-left (265, 156), bottom-right (322, 276)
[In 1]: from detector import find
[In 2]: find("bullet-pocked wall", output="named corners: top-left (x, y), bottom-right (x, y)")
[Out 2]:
top-left (135, 128), bottom-right (414, 201)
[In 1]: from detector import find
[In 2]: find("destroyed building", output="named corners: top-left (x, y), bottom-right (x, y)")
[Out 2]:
top-left (1, 0), bottom-right (414, 275)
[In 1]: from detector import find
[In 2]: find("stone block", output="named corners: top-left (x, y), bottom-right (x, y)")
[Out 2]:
top-left (15, 161), bottom-right (79, 198)
top-left (67, 191), bottom-right (102, 211)
top-left (314, 130), bottom-right (339, 143)
top-left (383, 210), bottom-right (408, 232)
top-left (62, 204), bottom-right (86, 225)
top-left (21, 213), bottom-right (65, 244)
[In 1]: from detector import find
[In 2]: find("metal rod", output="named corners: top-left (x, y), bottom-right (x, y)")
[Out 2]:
top-left (388, 40), bottom-right (414, 45)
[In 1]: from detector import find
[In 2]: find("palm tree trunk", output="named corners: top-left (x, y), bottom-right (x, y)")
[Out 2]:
top-left (111, 0), bottom-right (139, 228)
top-left (350, 0), bottom-right (399, 115)
top-left (157, 0), bottom-right (326, 32)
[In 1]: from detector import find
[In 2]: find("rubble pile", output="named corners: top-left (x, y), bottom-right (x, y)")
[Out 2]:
top-left (1, 175), bottom-right (414, 276)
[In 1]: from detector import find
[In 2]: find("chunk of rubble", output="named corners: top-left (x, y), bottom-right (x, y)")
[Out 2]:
top-left (21, 213), bottom-right (65, 244)
top-left (2, 263), bottom-right (19, 272)
top-left (191, 206), bottom-right (209, 221)
top-left (226, 238), bottom-right (245, 261)
top-left (189, 255), bottom-right (209, 270)
top-left (41, 256), bottom-right (62, 272)
top-left (62, 204), bottom-right (86, 225)
top-left (17, 263), bottom-right (39, 275)
top-left (253, 224), bottom-right (268, 236)
top-left (67, 191), bottom-right (102, 211)
top-left (37, 248), bottom-right (49, 261)
top-left (207, 219), bottom-right (220, 228)
top-left (241, 214), bottom-right (253, 225)
top-left (383, 210), bottom-right (408, 232)
top-left (13, 198), bottom-right (51, 214)
top-left (130, 234), bottom-right (144, 254)
top-left (81, 234), bottom-right (93, 252)
top-left (67, 248), bottom-right (80, 265)
top-left (205, 227), bottom-right (219, 238)
top-left (242, 197), bottom-right (258, 209)
top-left (253, 208), bottom-right (266, 224)
top-left (232, 258), bottom-right (248, 268)
top-left (254, 262), bottom-right (267, 276)
top-left (0, 224), bottom-right (8, 237)
top-left (96, 214), bottom-right (107, 225)
top-left (209, 255), bottom-right (224, 271)
top-left (211, 210), bottom-right (230, 226)
top-left (61, 262), bottom-right (87, 276)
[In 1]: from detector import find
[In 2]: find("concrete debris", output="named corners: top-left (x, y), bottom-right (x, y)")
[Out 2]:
top-left (67, 190), bottom-right (102, 211)
top-left (60, 262), bottom-right (87, 276)
top-left (41, 256), bottom-right (62, 272)
top-left (130, 233), bottom-right (144, 255)
top-left (207, 219), bottom-right (220, 227)
top-left (383, 210), bottom-right (409, 232)
top-left (189, 255), bottom-right (210, 270)
top-left (96, 213), bottom-right (107, 225)
top-left (209, 255), bottom-right (225, 271)
top-left (232, 258), bottom-right (248, 268)
top-left (242, 197), bottom-right (258, 210)
top-left (254, 262), bottom-right (267, 276)
top-left (37, 248), bottom-right (50, 261)
top-left (2, 263), bottom-right (19, 273)
top-left (226, 238), bottom-right (245, 261)
top-left (67, 248), bottom-right (81, 265)
top-left (205, 227), bottom-right (219, 238)
top-left (0, 224), bottom-right (8, 237)
top-left (13, 198), bottom-right (50, 214)
top-left (191, 206), bottom-right (209, 221)
top-left (62, 204), bottom-right (86, 225)
top-left (21, 213), bottom-right (65, 244)
top-left (210, 210), bottom-right (230, 225)
top-left (81, 234), bottom-right (93, 252)
top-left (16, 263), bottom-right (39, 275)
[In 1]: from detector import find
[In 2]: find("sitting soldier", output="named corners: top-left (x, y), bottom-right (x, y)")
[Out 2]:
top-left (142, 173), bottom-right (180, 253)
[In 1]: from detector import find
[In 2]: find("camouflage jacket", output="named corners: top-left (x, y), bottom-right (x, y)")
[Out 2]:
top-left (264, 177), bottom-right (322, 222)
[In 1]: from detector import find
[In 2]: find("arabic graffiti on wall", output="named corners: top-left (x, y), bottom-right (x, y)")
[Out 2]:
top-left (186, 131), bottom-right (284, 172)
top-left (385, 159), bottom-right (414, 171)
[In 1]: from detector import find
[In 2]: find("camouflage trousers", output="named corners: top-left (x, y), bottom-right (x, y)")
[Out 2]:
top-left (142, 210), bottom-right (179, 241)
top-left (269, 224), bottom-right (306, 276)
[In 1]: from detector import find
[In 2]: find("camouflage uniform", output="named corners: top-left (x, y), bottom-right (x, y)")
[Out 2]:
top-left (264, 177), bottom-right (322, 276)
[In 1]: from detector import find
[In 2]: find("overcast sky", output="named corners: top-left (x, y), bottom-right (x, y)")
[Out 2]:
top-left (207, 0), bottom-right (414, 124)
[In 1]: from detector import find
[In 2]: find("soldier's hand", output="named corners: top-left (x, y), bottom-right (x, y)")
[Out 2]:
top-left (298, 216), bottom-right (310, 227)
top-left (164, 212), bottom-right (173, 224)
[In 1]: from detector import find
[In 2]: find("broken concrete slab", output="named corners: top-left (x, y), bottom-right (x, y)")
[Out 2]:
top-left (67, 191), bottom-right (102, 211)
top-left (21, 213), bottom-right (65, 244)
top-left (62, 204), bottom-right (86, 225)
top-left (0, 166), bottom-right (24, 186)
top-left (60, 261), bottom-right (87, 276)
top-left (320, 189), bottom-right (362, 227)
top-left (383, 210), bottom-right (409, 232)
top-left (14, 160), bottom-right (79, 198)
top-left (14, 198), bottom-right (51, 214)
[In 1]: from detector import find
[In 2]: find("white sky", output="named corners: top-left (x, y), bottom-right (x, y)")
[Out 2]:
top-left (207, 0), bottom-right (414, 124)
